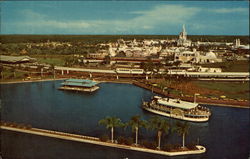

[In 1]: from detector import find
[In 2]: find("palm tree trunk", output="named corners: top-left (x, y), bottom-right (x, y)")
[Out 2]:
top-left (182, 133), bottom-right (185, 148)
top-left (135, 127), bottom-right (138, 145)
top-left (157, 131), bottom-right (162, 149)
top-left (41, 68), bottom-right (43, 77)
top-left (111, 127), bottom-right (114, 143)
top-left (53, 70), bottom-right (55, 79)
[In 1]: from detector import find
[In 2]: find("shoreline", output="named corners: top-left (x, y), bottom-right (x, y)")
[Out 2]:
top-left (199, 102), bottom-right (250, 109)
top-left (0, 78), bottom-right (66, 84)
top-left (133, 81), bottom-right (250, 109)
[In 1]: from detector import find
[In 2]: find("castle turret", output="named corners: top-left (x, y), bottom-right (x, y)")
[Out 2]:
top-left (177, 24), bottom-right (191, 47)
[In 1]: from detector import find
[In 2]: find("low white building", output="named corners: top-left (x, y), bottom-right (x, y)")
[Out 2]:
top-left (197, 51), bottom-right (223, 63)
top-left (174, 50), bottom-right (222, 64)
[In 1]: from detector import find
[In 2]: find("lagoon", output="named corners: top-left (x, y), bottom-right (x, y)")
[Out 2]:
top-left (0, 81), bottom-right (249, 159)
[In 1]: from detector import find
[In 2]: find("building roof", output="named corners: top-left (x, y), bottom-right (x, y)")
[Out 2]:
top-left (0, 55), bottom-right (36, 63)
top-left (157, 97), bottom-right (198, 110)
top-left (62, 79), bottom-right (98, 88)
top-left (205, 52), bottom-right (217, 59)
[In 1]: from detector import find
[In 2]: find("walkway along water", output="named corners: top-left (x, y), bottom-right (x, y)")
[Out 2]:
top-left (0, 124), bottom-right (206, 156)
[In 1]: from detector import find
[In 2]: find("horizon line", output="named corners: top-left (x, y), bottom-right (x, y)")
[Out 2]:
top-left (0, 34), bottom-right (249, 36)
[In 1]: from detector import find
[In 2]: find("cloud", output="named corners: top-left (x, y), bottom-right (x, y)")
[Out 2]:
top-left (210, 8), bottom-right (248, 13)
top-left (12, 5), bottom-right (201, 34)
top-left (21, 9), bottom-right (47, 20)
top-left (129, 5), bottom-right (200, 27)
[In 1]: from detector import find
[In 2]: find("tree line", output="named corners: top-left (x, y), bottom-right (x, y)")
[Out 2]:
top-left (99, 115), bottom-right (194, 151)
top-left (1, 35), bottom-right (249, 44)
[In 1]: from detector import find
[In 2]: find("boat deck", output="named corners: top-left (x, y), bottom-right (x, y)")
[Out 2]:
top-left (58, 86), bottom-right (99, 92)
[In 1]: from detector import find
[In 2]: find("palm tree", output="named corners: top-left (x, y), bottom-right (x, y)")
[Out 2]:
top-left (104, 55), bottom-right (111, 65)
top-left (173, 60), bottom-right (181, 68)
top-left (50, 64), bottom-right (55, 79)
top-left (127, 115), bottom-right (146, 146)
top-left (37, 65), bottom-right (44, 78)
top-left (0, 65), bottom-right (4, 79)
top-left (11, 67), bottom-right (16, 78)
top-left (99, 116), bottom-right (124, 143)
top-left (148, 116), bottom-right (170, 149)
top-left (173, 121), bottom-right (190, 148)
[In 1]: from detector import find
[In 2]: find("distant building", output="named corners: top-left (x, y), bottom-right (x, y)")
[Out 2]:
top-left (174, 50), bottom-right (222, 64)
top-left (0, 55), bottom-right (36, 64)
top-left (233, 39), bottom-right (250, 50)
top-left (174, 49), bottom-right (197, 63)
top-left (87, 53), bottom-right (108, 59)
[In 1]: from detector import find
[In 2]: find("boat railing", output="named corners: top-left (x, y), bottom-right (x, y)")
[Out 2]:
top-left (145, 102), bottom-right (210, 118)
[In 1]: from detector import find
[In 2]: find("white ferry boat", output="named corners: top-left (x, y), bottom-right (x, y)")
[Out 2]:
top-left (142, 96), bottom-right (211, 122)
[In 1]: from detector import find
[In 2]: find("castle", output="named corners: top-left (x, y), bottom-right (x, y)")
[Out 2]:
top-left (177, 24), bottom-right (192, 47)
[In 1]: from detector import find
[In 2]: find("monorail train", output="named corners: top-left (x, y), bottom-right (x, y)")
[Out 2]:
top-left (115, 68), bottom-right (144, 74)
top-left (55, 66), bottom-right (249, 79)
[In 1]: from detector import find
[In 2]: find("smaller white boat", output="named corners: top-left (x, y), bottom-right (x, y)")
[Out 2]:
top-left (142, 96), bottom-right (211, 122)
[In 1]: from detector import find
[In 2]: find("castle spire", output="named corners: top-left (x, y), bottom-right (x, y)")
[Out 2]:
top-left (183, 24), bottom-right (186, 33)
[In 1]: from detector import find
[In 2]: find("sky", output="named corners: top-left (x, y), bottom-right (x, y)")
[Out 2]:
top-left (1, 1), bottom-right (249, 35)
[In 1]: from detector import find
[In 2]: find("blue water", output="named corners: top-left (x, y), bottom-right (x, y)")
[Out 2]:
top-left (0, 81), bottom-right (249, 159)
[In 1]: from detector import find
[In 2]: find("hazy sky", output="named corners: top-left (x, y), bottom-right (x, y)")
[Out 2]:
top-left (2, 1), bottom-right (249, 35)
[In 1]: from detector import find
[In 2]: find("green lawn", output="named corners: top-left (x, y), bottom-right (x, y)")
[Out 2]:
top-left (30, 55), bottom-right (67, 66)
top-left (200, 60), bottom-right (249, 72)
top-left (1, 69), bottom-right (27, 80)
top-left (193, 81), bottom-right (249, 100)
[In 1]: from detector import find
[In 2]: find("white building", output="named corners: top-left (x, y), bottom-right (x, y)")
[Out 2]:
top-left (174, 49), bottom-right (222, 64)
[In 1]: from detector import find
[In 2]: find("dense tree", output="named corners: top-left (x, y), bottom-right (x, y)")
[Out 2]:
top-left (126, 115), bottom-right (146, 146)
top-left (50, 64), bottom-right (55, 79)
top-left (37, 65), bottom-right (44, 77)
top-left (99, 116), bottom-right (124, 143)
top-left (11, 67), bottom-right (16, 78)
top-left (172, 121), bottom-right (190, 148)
top-left (148, 116), bottom-right (170, 149)
top-left (104, 55), bottom-right (111, 65)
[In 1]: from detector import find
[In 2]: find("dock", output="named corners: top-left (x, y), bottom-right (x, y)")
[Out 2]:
top-left (1, 123), bottom-right (206, 156)
top-left (58, 79), bottom-right (99, 92)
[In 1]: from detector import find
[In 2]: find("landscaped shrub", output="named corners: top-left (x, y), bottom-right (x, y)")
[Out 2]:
top-left (117, 136), bottom-right (126, 144)
top-left (162, 144), bottom-right (173, 151)
top-left (142, 140), bottom-right (157, 149)
top-left (141, 140), bottom-right (149, 148)
top-left (99, 135), bottom-right (109, 142)
top-left (125, 137), bottom-right (133, 145)
top-left (186, 142), bottom-right (198, 150)
top-left (173, 144), bottom-right (182, 150)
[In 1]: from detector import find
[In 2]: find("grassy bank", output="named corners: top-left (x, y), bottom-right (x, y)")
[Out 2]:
top-left (148, 78), bottom-right (249, 100)
top-left (193, 81), bottom-right (249, 100)
top-left (30, 55), bottom-right (68, 66)
top-left (200, 60), bottom-right (249, 72)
